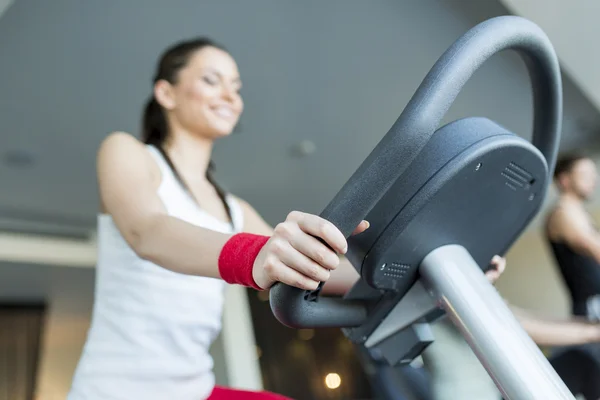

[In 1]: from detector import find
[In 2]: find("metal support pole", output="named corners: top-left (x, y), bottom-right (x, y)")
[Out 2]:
top-left (419, 245), bottom-right (574, 400)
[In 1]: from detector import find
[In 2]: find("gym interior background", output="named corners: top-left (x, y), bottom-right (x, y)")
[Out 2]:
top-left (0, 0), bottom-right (598, 399)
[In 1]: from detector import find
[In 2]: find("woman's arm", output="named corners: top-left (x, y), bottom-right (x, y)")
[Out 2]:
top-left (486, 258), bottom-right (600, 346)
top-left (511, 305), bottom-right (600, 346)
top-left (98, 132), bottom-right (232, 278)
top-left (98, 132), bottom-right (349, 291)
top-left (484, 260), bottom-right (600, 347)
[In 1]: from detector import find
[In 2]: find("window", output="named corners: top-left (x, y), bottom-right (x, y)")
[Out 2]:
top-left (246, 290), bottom-right (373, 399)
top-left (0, 303), bottom-right (46, 400)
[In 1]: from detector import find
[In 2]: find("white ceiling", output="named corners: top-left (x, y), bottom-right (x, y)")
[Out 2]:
top-left (0, 0), bottom-right (599, 238)
top-left (500, 0), bottom-right (600, 111)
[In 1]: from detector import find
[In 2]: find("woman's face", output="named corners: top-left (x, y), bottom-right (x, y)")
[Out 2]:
top-left (566, 158), bottom-right (598, 200)
top-left (158, 46), bottom-right (244, 139)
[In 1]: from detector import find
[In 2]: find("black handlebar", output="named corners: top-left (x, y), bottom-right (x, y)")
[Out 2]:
top-left (269, 284), bottom-right (369, 328)
top-left (269, 16), bottom-right (562, 329)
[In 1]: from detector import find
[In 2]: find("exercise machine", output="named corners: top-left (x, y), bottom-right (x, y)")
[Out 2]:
top-left (356, 345), bottom-right (432, 400)
top-left (269, 16), bottom-right (575, 400)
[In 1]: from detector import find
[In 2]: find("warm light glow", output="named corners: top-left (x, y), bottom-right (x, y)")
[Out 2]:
top-left (257, 291), bottom-right (269, 302)
top-left (254, 346), bottom-right (262, 360)
top-left (324, 373), bottom-right (341, 389)
top-left (298, 329), bottom-right (315, 340)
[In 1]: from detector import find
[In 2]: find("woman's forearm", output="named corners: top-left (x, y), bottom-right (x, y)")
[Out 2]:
top-left (135, 210), bottom-right (362, 291)
top-left (135, 213), bottom-right (232, 278)
top-left (511, 306), bottom-right (600, 346)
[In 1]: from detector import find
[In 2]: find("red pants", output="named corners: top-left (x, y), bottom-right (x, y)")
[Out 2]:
top-left (208, 386), bottom-right (292, 399)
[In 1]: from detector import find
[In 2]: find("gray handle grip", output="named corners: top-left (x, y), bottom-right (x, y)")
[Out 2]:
top-left (269, 16), bottom-right (562, 329)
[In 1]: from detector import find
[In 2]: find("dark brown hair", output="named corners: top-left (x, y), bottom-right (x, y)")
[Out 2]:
top-left (554, 153), bottom-right (588, 180)
top-left (142, 37), bottom-right (231, 222)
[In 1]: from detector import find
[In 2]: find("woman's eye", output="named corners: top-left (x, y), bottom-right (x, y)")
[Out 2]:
top-left (203, 76), bottom-right (218, 85)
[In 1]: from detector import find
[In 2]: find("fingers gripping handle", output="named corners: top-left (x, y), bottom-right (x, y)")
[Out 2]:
top-left (269, 234), bottom-right (369, 329)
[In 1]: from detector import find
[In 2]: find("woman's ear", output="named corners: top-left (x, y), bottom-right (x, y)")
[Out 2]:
top-left (154, 80), bottom-right (177, 110)
top-left (557, 174), bottom-right (569, 192)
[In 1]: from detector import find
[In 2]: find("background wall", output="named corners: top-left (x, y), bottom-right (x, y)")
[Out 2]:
top-left (0, 0), bottom-right (598, 231)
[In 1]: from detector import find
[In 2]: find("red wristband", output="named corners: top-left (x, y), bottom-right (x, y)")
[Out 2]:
top-left (218, 233), bottom-right (270, 290)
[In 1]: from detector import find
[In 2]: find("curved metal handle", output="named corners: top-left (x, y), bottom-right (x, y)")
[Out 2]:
top-left (270, 16), bottom-right (562, 328)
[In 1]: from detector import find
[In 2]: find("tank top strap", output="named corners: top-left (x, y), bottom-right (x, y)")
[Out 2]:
top-left (145, 144), bottom-right (176, 180)
top-left (146, 144), bottom-right (245, 234)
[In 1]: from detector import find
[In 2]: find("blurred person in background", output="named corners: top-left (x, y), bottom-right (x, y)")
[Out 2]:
top-left (546, 153), bottom-right (600, 318)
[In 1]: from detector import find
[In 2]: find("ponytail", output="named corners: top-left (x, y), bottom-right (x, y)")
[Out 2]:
top-left (142, 97), bottom-right (167, 147)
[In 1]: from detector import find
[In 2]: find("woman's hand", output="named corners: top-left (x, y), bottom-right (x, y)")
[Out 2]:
top-left (252, 210), bottom-right (504, 290)
top-left (252, 211), bottom-right (369, 290)
top-left (485, 255), bottom-right (506, 284)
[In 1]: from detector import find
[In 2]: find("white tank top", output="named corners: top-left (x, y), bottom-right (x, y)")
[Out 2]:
top-left (68, 145), bottom-right (244, 400)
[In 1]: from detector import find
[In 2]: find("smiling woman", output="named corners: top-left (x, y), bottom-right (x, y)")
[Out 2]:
top-left (66, 36), bottom-right (366, 400)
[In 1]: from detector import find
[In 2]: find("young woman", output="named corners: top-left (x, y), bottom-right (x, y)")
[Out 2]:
top-left (66, 37), bottom-right (366, 400)
top-left (67, 37), bottom-right (504, 400)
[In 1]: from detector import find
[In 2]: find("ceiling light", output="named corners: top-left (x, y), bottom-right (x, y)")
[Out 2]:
top-left (2, 149), bottom-right (35, 168)
top-left (291, 140), bottom-right (317, 157)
